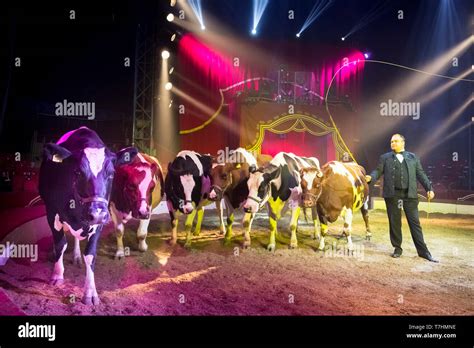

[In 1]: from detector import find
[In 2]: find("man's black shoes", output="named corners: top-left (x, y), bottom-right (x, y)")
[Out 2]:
top-left (420, 253), bottom-right (439, 263)
top-left (391, 249), bottom-right (402, 258)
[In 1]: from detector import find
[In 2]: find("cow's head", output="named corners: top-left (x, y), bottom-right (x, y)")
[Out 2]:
top-left (114, 149), bottom-right (158, 219)
top-left (209, 162), bottom-right (246, 201)
top-left (243, 164), bottom-right (281, 213)
top-left (43, 143), bottom-right (134, 225)
top-left (300, 167), bottom-right (324, 208)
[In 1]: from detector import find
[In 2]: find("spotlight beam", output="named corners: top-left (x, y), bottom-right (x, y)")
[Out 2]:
top-left (189, 0), bottom-right (205, 30)
top-left (343, 0), bottom-right (391, 39)
top-left (297, 0), bottom-right (333, 37)
top-left (252, 0), bottom-right (269, 33)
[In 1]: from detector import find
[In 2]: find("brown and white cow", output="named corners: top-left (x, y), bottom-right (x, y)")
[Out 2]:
top-left (208, 148), bottom-right (272, 247)
top-left (108, 148), bottom-right (164, 259)
top-left (300, 161), bottom-right (371, 251)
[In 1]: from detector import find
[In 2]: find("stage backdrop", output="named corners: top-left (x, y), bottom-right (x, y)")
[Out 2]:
top-left (176, 34), bottom-right (364, 158)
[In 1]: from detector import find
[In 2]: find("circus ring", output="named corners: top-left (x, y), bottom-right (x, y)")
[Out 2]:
top-left (0, 190), bottom-right (472, 315)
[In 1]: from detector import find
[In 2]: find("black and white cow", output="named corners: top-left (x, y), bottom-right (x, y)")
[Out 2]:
top-left (39, 126), bottom-right (133, 305)
top-left (243, 152), bottom-right (320, 251)
top-left (165, 150), bottom-right (212, 247)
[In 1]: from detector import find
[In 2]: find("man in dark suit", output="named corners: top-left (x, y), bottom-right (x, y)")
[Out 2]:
top-left (366, 134), bottom-right (438, 262)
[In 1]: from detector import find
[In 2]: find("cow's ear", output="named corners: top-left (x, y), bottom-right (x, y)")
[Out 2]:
top-left (116, 147), bottom-right (139, 166)
top-left (266, 165), bottom-right (281, 181)
top-left (201, 155), bottom-right (213, 174)
top-left (43, 143), bottom-right (72, 163)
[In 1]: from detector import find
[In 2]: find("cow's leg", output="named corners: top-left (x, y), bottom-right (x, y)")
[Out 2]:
top-left (184, 208), bottom-right (198, 248)
top-left (311, 206), bottom-right (319, 240)
top-left (137, 218), bottom-right (150, 252)
top-left (110, 203), bottom-right (126, 260)
top-left (224, 200), bottom-right (235, 243)
top-left (267, 198), bottom-right (285, 252)
top-left (242, 212), bottom-right (254, 249)
top-left (361, 200), bottom-right (371, 240)
top-left (193, 207), bottom-right (205, 236)
top-left (82, 225), bottom-right (102, 305)
top-left (49, 213), bottom-right (67, 286)
top-left (289, 206), bottom-right (301, 249)
top-left (167, 201), bottom-right (179, 245)
top-left (217, 199), bottom-right (227, 235)
top-left (73, 237), bottom-right (82, 266)
top-left (317, 205), bottom-right (328, 251)
top-left (342, 208), bottom-right (354, 251)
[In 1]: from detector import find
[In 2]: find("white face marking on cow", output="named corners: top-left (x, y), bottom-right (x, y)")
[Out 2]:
top-left (84, 147), bottom-right (106, 178)
top-left (244, 172), bottom-right (265, 212)
top-left (303, 171), bottom-right (317, 190)
top-left (177, 151), bottom-right (203, 176)
top-left (180, 174), bottom-right (195, 211)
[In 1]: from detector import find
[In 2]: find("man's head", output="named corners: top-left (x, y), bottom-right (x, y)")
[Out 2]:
top-left (391, 134), bottom-right (405, 153)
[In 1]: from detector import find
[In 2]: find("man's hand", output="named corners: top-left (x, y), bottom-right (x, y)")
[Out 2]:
top-left (365, 175), bottom-right (372, 183)
top-left (427, 191), bottom-right (435, 200)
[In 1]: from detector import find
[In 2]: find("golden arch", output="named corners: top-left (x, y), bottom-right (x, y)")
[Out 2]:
top-left (245, 113), bottom-right (347, 159)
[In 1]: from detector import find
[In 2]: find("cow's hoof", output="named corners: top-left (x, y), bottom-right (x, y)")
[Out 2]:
top-left (50, 278), bottom-right (64, 286)
top-left (82, 296), bottom-right (100, 306)
top-left (115, 250), bottom-right (125, 260)
top-left (365, 235), bottom-right (371, 241)
top-left (267, 244), bottom-right (276, 252)
top-left (290, 242), bottom-right (298, 249)
top-left (243, 240), bottom-right (251, 249)
top-left (317, 244), bottom-right (325, 251)
top-left (73, 256), bottom-right (82, 266)
top-left (223, 238), bottom-right (233, 246)
top-left (138, 241), bottom-right (148, 252)
top-left (184, 241), bottom-right (193, 249)
top-left (169, 238), bottom-right (177, 246)
top-left (193, 230), bottom-right (201, 236)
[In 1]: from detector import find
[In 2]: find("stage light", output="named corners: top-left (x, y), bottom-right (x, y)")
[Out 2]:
top-left (165, 82), bottom-right (173, 90)
top-left (161, 50), bottom-right (170, 60)
top-left (167, 13), bottom-right (175, 22)
top-left (171, 33), bottom-right (176, 42)
top-left (296, 33), bottom-right (300, 38)
top-left (251, 0), bottom-right (269, 36)
top-left (296, 0), bottom-right (333, 38)
top-left (341, 37), bottom-right (345, 41)
top-left (364, 53), bottom-right (370, 59)
top-left (189, 0), bottom-right (206, 31)
top-left (169, 67), bottom-right (174, 74)
top-left (342, 1), bottom-right (390, 40)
